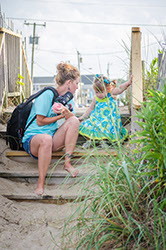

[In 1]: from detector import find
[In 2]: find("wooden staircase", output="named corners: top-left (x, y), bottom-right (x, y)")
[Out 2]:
top-left (0, 137), bottom-right (118, 204)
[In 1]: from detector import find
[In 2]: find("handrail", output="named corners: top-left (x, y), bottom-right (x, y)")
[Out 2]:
top-left (0, 32), bottom-right (4, 55)
top-left (0, 27), bottom-right (32, 117)
top-left (21, 42), bottom-right (32, 96)
top-left (0, 27), bottom-right (22, 38)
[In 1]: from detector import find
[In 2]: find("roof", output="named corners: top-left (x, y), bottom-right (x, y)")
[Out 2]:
top-left (33, 76), bottom-right (56, 84)
top-left (81, 75), bottom-right (94, 85)
top-left (33, 74), bottom-right (95, 85)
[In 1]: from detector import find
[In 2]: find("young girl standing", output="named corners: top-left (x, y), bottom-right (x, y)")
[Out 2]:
top-left (79, 74), bottom-right (133, 147)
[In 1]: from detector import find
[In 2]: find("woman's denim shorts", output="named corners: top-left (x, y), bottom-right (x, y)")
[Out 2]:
top-left (23, 135), bottom-right (38, 160)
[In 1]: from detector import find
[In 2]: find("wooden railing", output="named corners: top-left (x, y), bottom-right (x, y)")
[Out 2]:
top-left (0, 27), bottom-right (32, 117)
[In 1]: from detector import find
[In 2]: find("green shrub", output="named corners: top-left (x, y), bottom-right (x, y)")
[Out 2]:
top-left (62, 146), bottom-right (166, 249)
top-left (60, 85), bottom-right (166, 249)
top-left (132, 85), bottom-right (166, 191)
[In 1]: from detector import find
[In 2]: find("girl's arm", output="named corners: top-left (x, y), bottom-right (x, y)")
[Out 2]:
top-left (111, 75), bottom-right (133, 96)
top-left (79, 97), bottom-right (96, 122)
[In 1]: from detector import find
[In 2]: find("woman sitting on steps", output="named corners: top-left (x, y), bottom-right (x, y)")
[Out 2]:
top-left (22, 62), bottom-right (80, 195)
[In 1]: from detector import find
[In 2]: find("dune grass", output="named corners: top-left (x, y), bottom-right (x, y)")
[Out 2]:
top-left (60, 85), bottom-right (166, 249)
top-left (61, 143), bottom-right (165, 249)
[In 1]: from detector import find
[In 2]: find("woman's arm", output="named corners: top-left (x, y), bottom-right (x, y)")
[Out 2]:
top-left (79, 97), bottom-right (96, 122)
top-left (37, 114), bottom-right (65, 126)
top-left (111, 75), bottom-right (133, 96)
top-left (37, 104), bottom-right (75, 126)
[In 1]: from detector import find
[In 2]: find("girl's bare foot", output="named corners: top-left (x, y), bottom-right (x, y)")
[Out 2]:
top-left (64, 163), bottom-right (79, 177)
top-left (34, 186), bottom-right (44, 196)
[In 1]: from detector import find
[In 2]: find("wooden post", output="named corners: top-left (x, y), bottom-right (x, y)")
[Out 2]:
top-left (131, 27), bottom-right (143, 134)
top-left (0, 32), bottom-right (4, 116)
top-left (3, 33), bottom-right (8, 108)
top-left (19, 36), bottom-right (23, 102)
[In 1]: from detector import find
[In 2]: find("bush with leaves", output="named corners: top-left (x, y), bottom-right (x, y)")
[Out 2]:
top-left (61, 144), bottom-right (166, 249)
top-left (132, 85), bottom-right (166, 190)
top-left (58, 84), bottom-right (166, 249)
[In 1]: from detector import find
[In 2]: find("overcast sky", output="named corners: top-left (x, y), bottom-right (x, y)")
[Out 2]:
top-left (1, 0), bottom-right (166, 80)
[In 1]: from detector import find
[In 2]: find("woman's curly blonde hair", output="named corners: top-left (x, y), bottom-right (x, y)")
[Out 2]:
top-left (56, 62), bottom-right (80, 86)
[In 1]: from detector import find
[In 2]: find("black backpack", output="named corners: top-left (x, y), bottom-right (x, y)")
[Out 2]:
top-left (6, 86), bottom-right (59, 150)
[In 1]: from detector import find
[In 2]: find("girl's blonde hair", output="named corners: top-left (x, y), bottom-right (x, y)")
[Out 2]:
top-left (93, 75), bottom-right (116, 92)
top-left (56, 62), bottom-right (80, 86)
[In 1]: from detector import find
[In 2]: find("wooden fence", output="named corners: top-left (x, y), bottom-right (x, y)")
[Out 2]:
top-left (0, 27), bottom-right (32, 117)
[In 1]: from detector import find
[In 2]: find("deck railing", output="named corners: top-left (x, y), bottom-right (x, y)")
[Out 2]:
top-left (0, 27), bottom-right (32, 117)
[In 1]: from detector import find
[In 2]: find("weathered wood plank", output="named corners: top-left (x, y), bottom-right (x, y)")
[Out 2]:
top-left (6, 150), bottom-right (117, 158)
top-left (131, 27), bottom-right (143, 134)
top-left (0, 171), bottom-right (87, 184)
top-left (0, 28), bottom-right (22, 38)
top-left (0, 171), bottom-right (87, 178)
top-left (131, 27), bottom-right (143, 107)
top-left (0, 32), bottom-right (4, 54)
top-left (7, 92), bottom-right (21, 97)
top-left (3, 194), bottom-right (85, 204)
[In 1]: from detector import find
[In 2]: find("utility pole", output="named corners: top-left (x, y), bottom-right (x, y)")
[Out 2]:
top-left (107, 62), bottom-right (110, 78)
top-left (24, 21), bottom-right (46, 83)
top-left (76, 50), bottom-right (83, 104)
top-left (77, 50), bottom-right (81, 72)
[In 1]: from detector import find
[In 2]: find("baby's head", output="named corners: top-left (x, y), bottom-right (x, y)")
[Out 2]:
top-left (93, 75), bottom-right (115, 99)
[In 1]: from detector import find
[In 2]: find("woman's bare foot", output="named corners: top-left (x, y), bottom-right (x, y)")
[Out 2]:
top-left (64, 163), bottom-right (79, 177)
top-left (34, 186), bottom-right (44, 196)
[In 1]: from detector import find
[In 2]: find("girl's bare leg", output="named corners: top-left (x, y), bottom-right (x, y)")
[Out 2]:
top-left (52, 116), bottom-right (80, 177)
top-left (30, 134), bottom-right (53, 195)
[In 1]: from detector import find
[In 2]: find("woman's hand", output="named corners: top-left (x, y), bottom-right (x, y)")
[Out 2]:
top-left (61, 106), bottom-right (74, 120)
top-left (52, 103), bottom-right (63, 114)
top-left (78, 116), bottom-right (84, 122)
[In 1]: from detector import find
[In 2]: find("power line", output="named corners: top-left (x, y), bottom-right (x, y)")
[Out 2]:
top-left (34, 61), bottom-right (55, 75)
top-left (38, 49), bottom-right (74, 55)
top-left (36, 41), bottom-right (159, 56)
top-left (7, 17), bottom-right (166, 27)
top-left (23, 0), bottom-right (166, 8)
top-left (38, 48), bottom-right (125, 56)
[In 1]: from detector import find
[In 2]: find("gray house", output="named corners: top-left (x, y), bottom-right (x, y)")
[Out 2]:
top-left (33, 76), bottom-right (56, 93)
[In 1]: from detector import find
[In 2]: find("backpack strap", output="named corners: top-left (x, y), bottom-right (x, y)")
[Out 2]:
top-left (22, 86), bottom-right (59, 106)
top-left (24, 87), bottom-right (59, 131)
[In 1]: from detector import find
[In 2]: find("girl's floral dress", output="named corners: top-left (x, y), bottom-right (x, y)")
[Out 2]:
top-left (79, 93), bottom-right (128, 142)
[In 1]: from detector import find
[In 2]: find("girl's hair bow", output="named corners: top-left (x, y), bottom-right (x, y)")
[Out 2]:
top-left (95, 74), bottom-right (110, 84)
top-left (104, 78), bottom-right (110, 84)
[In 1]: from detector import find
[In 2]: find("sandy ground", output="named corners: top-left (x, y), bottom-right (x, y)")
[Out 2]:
top-left (0, 193), bottom-right (80, 250)
top-left (0, 130), bottom-right (129, 249)
top-left (0, 138), bottom-right (81, 250)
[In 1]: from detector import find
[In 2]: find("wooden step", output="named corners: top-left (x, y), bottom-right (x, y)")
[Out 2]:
top-left (0, 170), bottom-right (87, 185)
top-left (6, 148), bottom-right (117, 163)
top-left (6, 149), bottom-right (117, 157)
top-left (1, 180), bottom-right (86, 204)
top-left (3, 194), bottom-right (85, 204)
